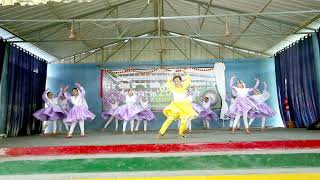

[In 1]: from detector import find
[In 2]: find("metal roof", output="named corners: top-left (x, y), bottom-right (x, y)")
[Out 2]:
top-left (0, 0), bottom-right (319, 62)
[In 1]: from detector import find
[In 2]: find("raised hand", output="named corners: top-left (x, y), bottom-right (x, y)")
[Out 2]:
top-left (74, 82), bottom-right (80, 86)
top-left (63, 85), bottom-right (69, 92)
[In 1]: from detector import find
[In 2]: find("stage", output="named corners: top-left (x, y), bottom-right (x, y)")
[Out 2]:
top-left (1, 128), bottom-right (320, 179)
top-left (1, 128), bottom-right (320, 148)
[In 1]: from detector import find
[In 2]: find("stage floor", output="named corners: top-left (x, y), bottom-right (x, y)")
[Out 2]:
top-left (1, 128), bottom-right (320, 179)
top-left (1, 128), bottom-right (320, 148)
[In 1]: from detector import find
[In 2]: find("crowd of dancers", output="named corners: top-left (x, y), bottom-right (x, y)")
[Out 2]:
top-left (33, 71), bottom-right (275, 138)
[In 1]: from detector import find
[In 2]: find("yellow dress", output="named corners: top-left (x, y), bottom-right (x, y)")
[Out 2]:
top-left (163, 74), bottom-right (198, 120)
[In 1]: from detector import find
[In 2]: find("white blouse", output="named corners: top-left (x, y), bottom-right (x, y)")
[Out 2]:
top-left (172, 91), bottom-right (187, 102)
top-left (125, 95), bottom-right (137, 105)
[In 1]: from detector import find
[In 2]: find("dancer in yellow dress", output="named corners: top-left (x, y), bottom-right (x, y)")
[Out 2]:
top-left (158, 70), bottom-right (198, 138)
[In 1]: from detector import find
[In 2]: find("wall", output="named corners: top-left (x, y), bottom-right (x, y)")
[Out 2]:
top-left (47, 58), bottom-right (283, 132)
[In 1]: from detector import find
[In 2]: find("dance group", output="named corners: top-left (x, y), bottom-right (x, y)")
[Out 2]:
top-left (33, 71), bottom-right (275, 138)
top-left (33, 83), bottom-right (95, 138)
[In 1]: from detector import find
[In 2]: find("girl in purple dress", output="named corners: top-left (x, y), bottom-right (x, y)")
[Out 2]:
top-left (226, 76), bottom-right (259, 134)
top-left (248, 82), bottom-right (276, 131)
top-left (226, 94), bottom-right (240, 130)
top-left (114, 89), bottom-right (149, 135)
top-left (198, 96), bottom-right (219, 129)
top-left (63, 83), bottom-right (95, 138)
top-left (33, 88), bottom-right (67, 135)
top-left (57, 93), bottom-right (70, 133)
top-left (135, 96), bottom-right (155, 132)
top-left (101, 97), bottom-right (120, 132)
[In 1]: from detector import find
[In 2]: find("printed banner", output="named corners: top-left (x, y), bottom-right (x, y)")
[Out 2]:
top-left (101, 67), bottom-right (221, 111)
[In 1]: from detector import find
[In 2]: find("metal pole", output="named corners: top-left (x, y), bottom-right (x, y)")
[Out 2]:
top-left (8, 32), bottom-right (312, 42)
top-left (0, 10), bottom-right (319, 22)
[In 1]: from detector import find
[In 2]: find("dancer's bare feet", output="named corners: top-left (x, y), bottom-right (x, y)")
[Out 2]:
top-left (65, 133), bottom-right (72, 138)
top-left (245, 128), bottom-right (252, 134)
top-left (101, 128), bottom-right (106, 132)
top-left (40, 132), bottom-right (50, 136)
top-left (231, 128), bottom-right (236, 134)
top-left (179, 134), bottom-right (187, 139)
top-left (261, 128), bottom-right (265, 132)
top-left (156, 133), bottom-right (165, 139)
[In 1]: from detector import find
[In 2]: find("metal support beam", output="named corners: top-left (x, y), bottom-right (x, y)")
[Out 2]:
top-left (1, 10), bottom-right (319, 23)
top-left (164, 0), bottom-right (198, 35)
top-left (259, 13), bottom-right (320, 54)
top-left (4, 0), bottom-right (138, 39)
top-left (52, 30), bottom-right (157, 63)
top-left (203, 5), bottom-right (278, 33)
top-left (129, 39), bottom-right (132, 60)
top-left (158, 0), bottom-right (164, 63)
top-left (231, 0), bottom-right (273, 46)
top-left (103, 0), bottom-right (122, 36)
top-left (119, 3), bottom-right (150, 37)
top-left (199, 5), bottom-right (228, 26)
top-left (75, 50), bottom-right (97, 63)
top-left (38, 25), bottom-right (67, 41)
top-left (77, 7), bottom-right (118, 49)
top-left (167, 34), bottom-right (190, 60)
top-left (153, 0), bottom-right (160, 30)
top-left (197, 3), bottom-right (201, 31)
top-left (116, 7), bottom-right (121, 36)
top-left (189, 38), bottom-right (192, 59)
top-left (198, 0), bottom-right (213, 34)
top-left (183, 0), bottom-right (317, 31)
top-left (132, 39), bottom-right (153, 61)
top-left (48, 3), bottom-right (93, 50)
top-left (103, 40), bottom-right (129, 62)
top-left (192, 38), bottom-right (220, 59)
top-left (76, 7), bottom-right (118, 39)
top-left (9, 32), bottom-right (312, 43)
top-left (166, 30), bottom-right (269, 57)
top-left (39, 2), bottom-right (69, 41)
top-left (229, 47), bottom-right (248, 58)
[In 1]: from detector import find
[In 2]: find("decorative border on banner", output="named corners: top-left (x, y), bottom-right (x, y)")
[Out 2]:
top-left (102, 67), bottom-right (215, 75)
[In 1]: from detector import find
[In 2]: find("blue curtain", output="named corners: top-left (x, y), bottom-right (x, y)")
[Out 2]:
top-left (0, 38), bottom-right (5, 81)
top-left (275, 35), bottom-right (320, 128)
top-left (5, 44), bottom-right (47, 136)
top-left (317, 28), bottom-right (320, 48)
